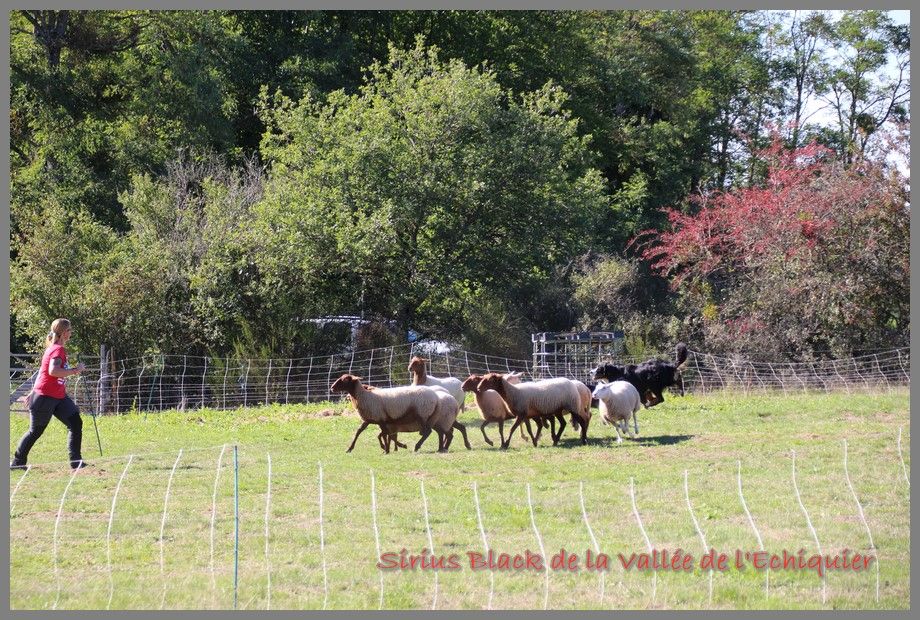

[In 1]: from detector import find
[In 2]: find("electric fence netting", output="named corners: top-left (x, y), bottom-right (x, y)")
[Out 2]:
top-left (9, 346), bottom-right (909, 416)
top-left (9, 441), bottom-right (908, 610)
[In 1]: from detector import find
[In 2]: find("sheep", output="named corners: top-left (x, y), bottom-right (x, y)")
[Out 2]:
top-left (332, 374), bottom-right (444, 453)
top-left (591, 381), bottom-right (641, 444)
top-left (346, 383), bottom-right (410, 451)
top-left (529, 378), bottom-right (594, 445)
top-left (461, 371), bottom-right (538, 447)
top-left (563, 379), bottom-right (593, 431)
top-left (408, 356), bottom-right (466, 413)
top-left (378, 386), bottom-right (464, 453)
top-left (476, 373), bottom-right (588, 448)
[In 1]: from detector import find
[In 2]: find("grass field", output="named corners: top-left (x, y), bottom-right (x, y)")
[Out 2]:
top-left (8, 389), bottom-right (910, 610)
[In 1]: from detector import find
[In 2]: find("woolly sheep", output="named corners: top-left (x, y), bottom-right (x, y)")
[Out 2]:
top-left (476, 373), bottom-right (589, 448)
top-left (461, 371), bottom-right (536, 447)
top-left (408, 356), bottom-right (467, 412)
top-left (591, 381), bottom-right (641, 444)
top-left (332, 374), bottom-right (444, 453)
top-left (563, 379), bottom-right (593, 432)
top-left (378, 386), bottom-right (466, 453)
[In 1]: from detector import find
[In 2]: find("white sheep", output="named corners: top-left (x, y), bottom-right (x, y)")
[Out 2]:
top-left (591, 381), bottom-right (641, 444)
top-left (461, 371), bottom-right (535, 447)
top-left (331, 374), bottom-right (446, 453)
top-left (476, 373), bottom-right (589, 448)
top-left (408, 356), bottom-right (466, 412)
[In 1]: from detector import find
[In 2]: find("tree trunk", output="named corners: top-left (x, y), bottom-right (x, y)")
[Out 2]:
top-left (23, 10), bottom-right (70, 71)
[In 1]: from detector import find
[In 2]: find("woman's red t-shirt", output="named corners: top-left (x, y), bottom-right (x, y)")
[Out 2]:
top-left (33, 344), bottom-right (68, 399)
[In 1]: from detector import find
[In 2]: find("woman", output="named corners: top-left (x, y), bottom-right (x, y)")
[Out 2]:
top-left (11, 318), bottom-right (87, 470)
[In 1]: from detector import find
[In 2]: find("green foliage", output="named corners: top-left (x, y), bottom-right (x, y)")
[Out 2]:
top-left (8, 10), bottom-right (910, 358)
top-left (256, 38), bottom-right (608, 339)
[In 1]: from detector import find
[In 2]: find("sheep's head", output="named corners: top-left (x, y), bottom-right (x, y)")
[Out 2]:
top-left (330, 374), bottom-right (362, 396)
top-left (461, 374), bottom-right (485, 393)
top-left (506, 371), bottom-right (524, 385)
top-left (591, 382), bottom-right (611, 399)
top-left (476, 372), bottom-right (506, 395)
top-left (593, 363), bottom-right (625, 382)
top-left (407, 356), bottom-right (428, 374)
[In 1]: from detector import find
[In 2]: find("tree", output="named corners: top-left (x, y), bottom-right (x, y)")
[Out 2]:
top-left (816, 10), bottom-right (910, 163)
top-left (777, 11), bottom-right (830, 149)
top-left (255, 38), bottom-right (608, 340)
top-left (638, 134), bottom-right (909, 359)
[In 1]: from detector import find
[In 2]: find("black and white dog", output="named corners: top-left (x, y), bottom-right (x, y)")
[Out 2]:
top-left (592, 343), bottom-right (689, 408)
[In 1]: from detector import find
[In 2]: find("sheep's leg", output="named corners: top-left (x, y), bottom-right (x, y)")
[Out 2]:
top-left (579, 412), bottom-right (589, 445)
top-left (415, 425), bottom-right (434, 452)
top-left (377, 431), bottom-right (389, 453)
top-left (612, 421), bottom-right (623, 444)
top-left (633, 410), bottom-right (639, 436)
top-left (480, 421), bottom-right (494, 447)
top-left (346, 421), bottom-right (371, 453)
top-left (529, 418), bottom-right (541, 446)
top-left (552, 413), bottom-right (566, 445)
top-left (437, 430), bottom-right (448, 453)
top-left (453, 421), bottom-right (472, 450)
top-left (502, 417), bottom-right (525, 449)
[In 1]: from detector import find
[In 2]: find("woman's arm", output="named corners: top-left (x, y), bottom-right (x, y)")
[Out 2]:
top-left (48, 357), bottom-right (84, 378)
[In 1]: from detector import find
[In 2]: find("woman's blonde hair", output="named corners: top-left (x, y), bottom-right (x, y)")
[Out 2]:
top-left (46, 318), bottom-right (72, 347)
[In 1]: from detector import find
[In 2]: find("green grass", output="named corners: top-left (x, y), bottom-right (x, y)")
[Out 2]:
top-left (8, 389), bottom-right (910, 610)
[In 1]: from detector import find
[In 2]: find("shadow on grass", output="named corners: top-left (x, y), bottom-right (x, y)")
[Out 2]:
top-left (554, 434), bottom-right (695, 449)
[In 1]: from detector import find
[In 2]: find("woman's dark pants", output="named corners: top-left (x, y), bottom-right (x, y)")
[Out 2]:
top-left (13, 395), bottom-right (83, 467)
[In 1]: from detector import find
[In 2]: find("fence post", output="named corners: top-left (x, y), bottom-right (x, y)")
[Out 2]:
top-left (368, 348), bottom-right (375, 385)
top-left (768, 362), bottom-right (787, 396)
top-left (306, 357), bottom-right (313, 402)
top-left (326, 356), bottom-right (334, 402)
top-left (875, 354), bottom-right (891, 393)
top-left (145, 360), bottom-right (159, 412)
top-left (99, 344), bottom-right (109, 414)
top-left (243, 359), bottom-right (251, 408)
top-left (897, 349), bottom-right (911, 384)
top-left (180, 355), bottom-right (187, 411)
top-left (832, 359), bottom-right (850, 395)
top-left (853, 357), bottom-right (870, 391)
top-left (116, 360), bottom-right (126, 413)
top-left (285, 359), bottom-right (292, 405)
top-left (201, 357), bottom-right (209, 409)
top-left (233, 445), bottom-right (239, 610)
top-left (265, 359), bottom-right (273, 406)
top-left (691, 351), bottom-right (703, 394)
top-left (222, 357), bottom-right (229, 410)
top-left (388, 347), bottom-right (395, 387)
top-left (813, 361), bottom-right (829, 394)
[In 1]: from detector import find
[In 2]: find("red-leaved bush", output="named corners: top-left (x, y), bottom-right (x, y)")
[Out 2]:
top-left (636, 133), bottom-right (910, 359)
